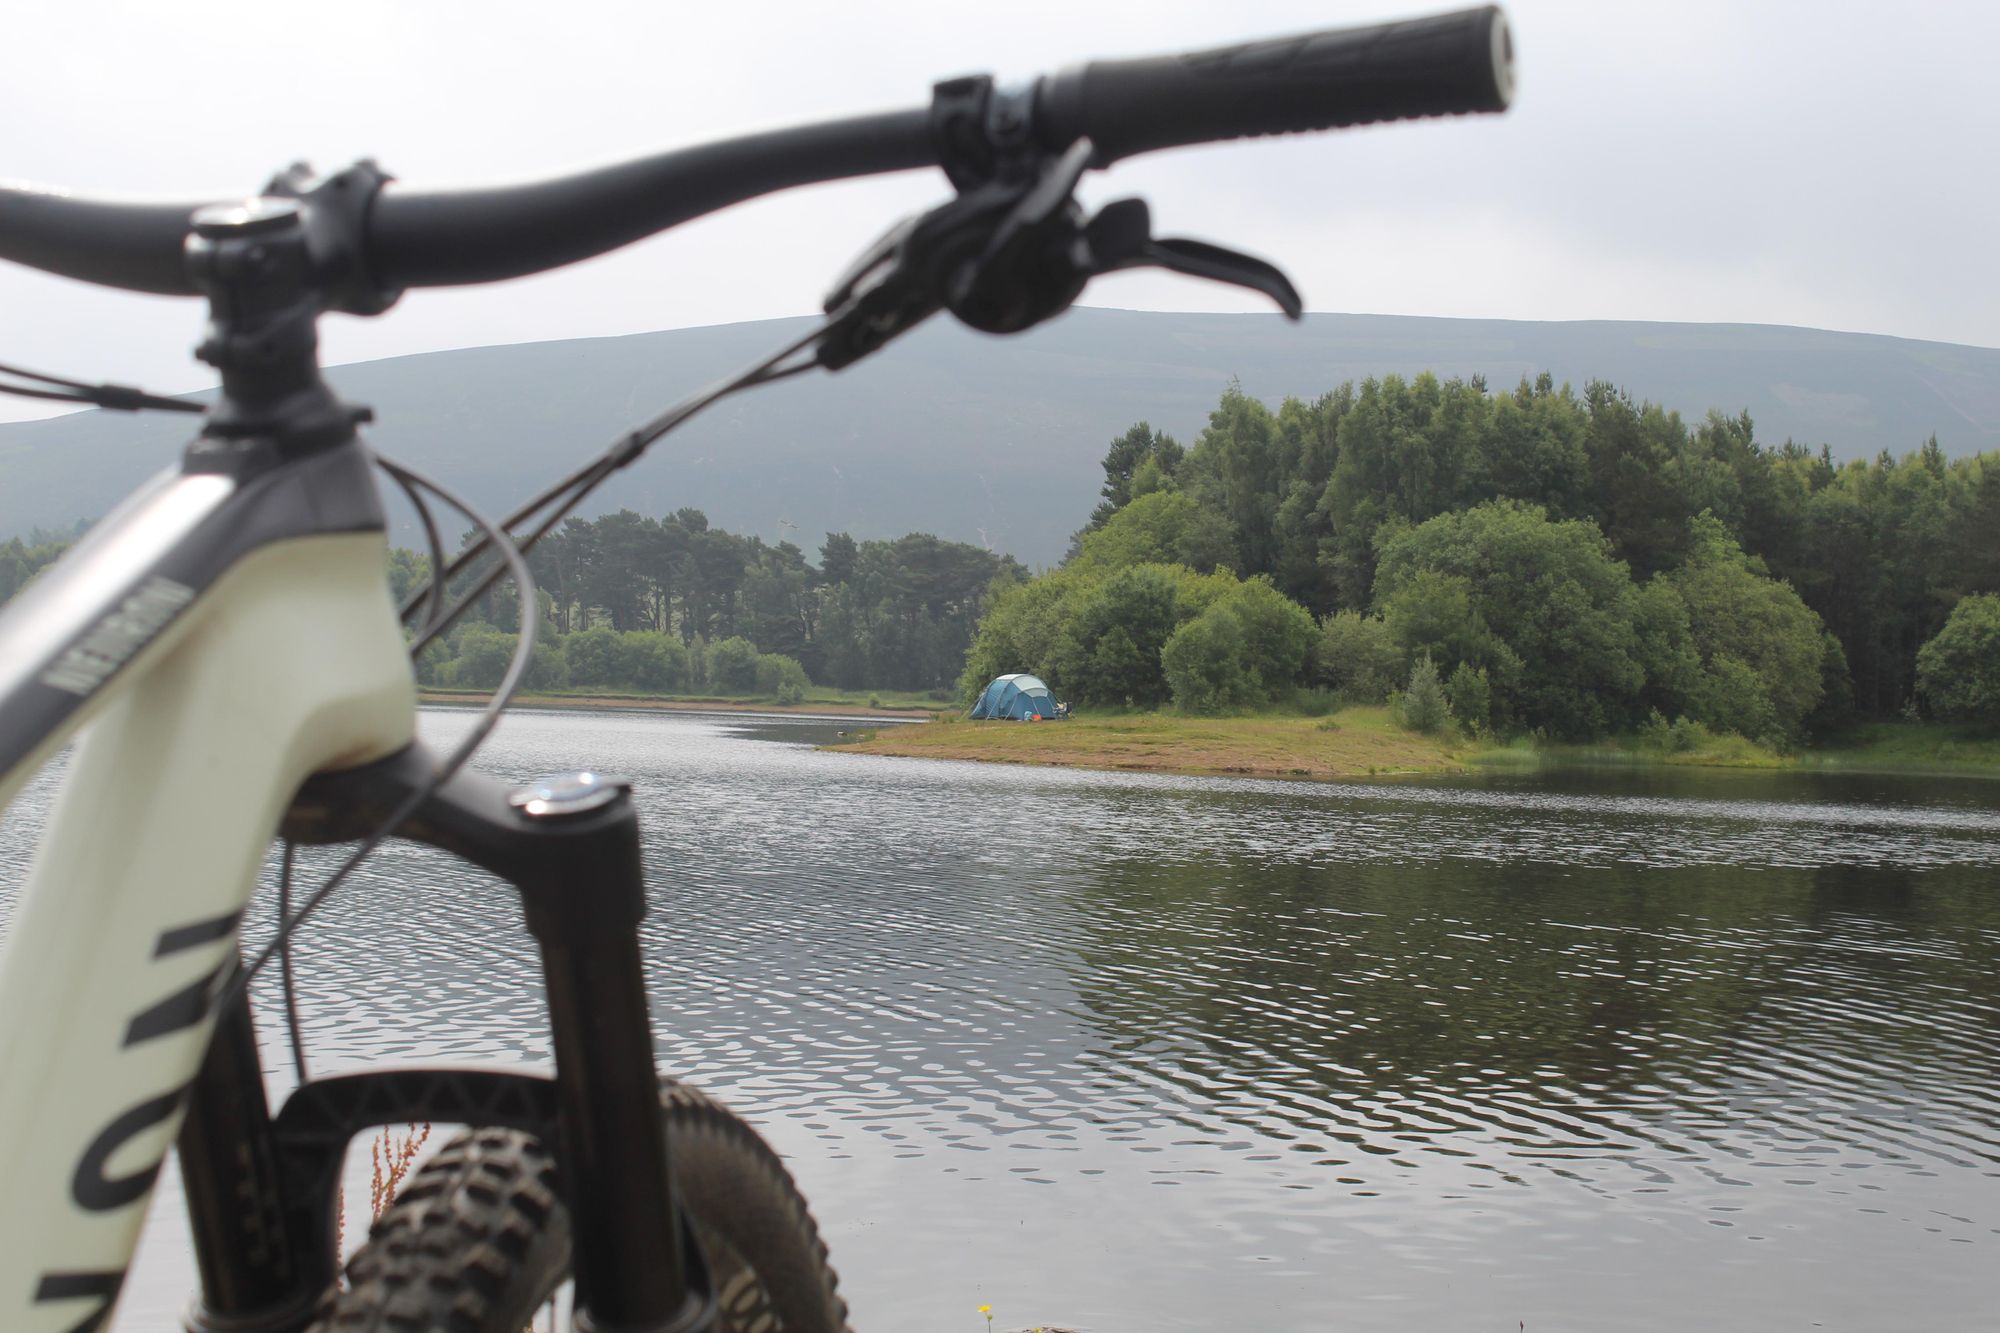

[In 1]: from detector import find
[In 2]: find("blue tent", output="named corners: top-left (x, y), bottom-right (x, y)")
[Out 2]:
top-left (969, 673), bottom-right (1064, 720)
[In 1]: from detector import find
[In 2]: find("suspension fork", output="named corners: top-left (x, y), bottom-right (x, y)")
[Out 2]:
top-left (179, 745), bottom-right (712, 1332)
top-left (504, 772), bottom-right (704, 1331)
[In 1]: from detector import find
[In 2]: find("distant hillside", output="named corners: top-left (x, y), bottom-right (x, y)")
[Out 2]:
top-left (2, 309), bottom-right (1994, 567)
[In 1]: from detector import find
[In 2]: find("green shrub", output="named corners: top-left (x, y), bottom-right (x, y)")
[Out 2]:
top-left (1162, 607), bottom-right (1252, 714)
top-left (1637, 710), bottom-right (1711, 753)
top-left (1315, 610), bottom-right (1404, 703)
top-left (563, 626), bottom-right (623, 688)
top-left (686, 635), bottom-right (709, 691)
top-left (1638, 708), bottom-right (1675, 749)
top-left (614, 631), bottom-right (689, 693)
top-left (1223, 577), bottom-right (1318, 695)
top-left (410, 636), bottom-right (451, 687)
top-left (1291, 686), bottom-right (1340, 718)
top-left (1668, 716), bottom-right (1711, 753)
top-left (1916, 593), bottom-right (2000, 730)
top-left (446, 626), bottom-right (514, 690)
top-left (1445, 662), bottom-right (1490, 735)
top-left (754, 652), bottom-right (810, 705)
top-left (708, 636), bottom-right (759, 693)
top-left (1394, 654), bottom-right (1450, 734)
top-left (523, 639), bottom-right (568, 691)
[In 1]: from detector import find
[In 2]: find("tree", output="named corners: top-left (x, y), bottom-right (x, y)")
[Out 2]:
top-left (1071, 491), bottom-right (1234, 574)
top-left (1158, 577), bottom-right (1315, 714)
top-left (581, 509), bottom-right (655, 631)
top-left (1446, 662), bottom-right (1491, 734)
top-left (385, 547), bottom-right (431, 607)
top-left (1379, 569), bottom-right (1506, 680)
top-left (1088, 422), bottom-right (1184, 528)
top-left (446, 627), bottom-right (515, 689)
top-left (1475, 379), bottom-right (1590, 520)
top-left (1916, 593), bottom-right (2000, 729)
top-left (524, 640), bottom-right (568, 691)
top-left (754, 652), bottom-right (811, 705)
top-left (615, 632), bottom-right (689, 693)
top-left (445, 629), bottom-right (565, 691)
top-left (1182, 384), bottom-right (1285, 577)
top-left (1580, 382), bottom-right (1694, 577)
top-left (1055, 565), bottom-right (1184, 706)
top-left (819, 531), bottom-right (859, 586)
top-left (1663, 513), bottom-right (1831, 743)
top-left (1162, 607), bottom-right (1253, 714)
top-left (959, 568), bottom-right (1093, 703)
top-left (564, 626), bottom-right (623, 688)
top-left (0, 531), bottom-right (74, 605)
top-left (1315, 611), bottom-right (1405, 703)
top-left (1373, 500), bottom-right (1648, 738)
top-left (708, 636), bottom-right (760, 692)
top-left (1220, 577), bottom-right (1317, 698)
top-left (1395, 654), bottom-right (1450, 734)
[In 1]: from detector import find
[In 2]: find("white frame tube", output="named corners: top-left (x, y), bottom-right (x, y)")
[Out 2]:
top-left (0, 530), bottom-right (414, 1332)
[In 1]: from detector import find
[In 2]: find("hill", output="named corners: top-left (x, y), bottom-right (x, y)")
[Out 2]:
top-left (2, 309), bottom-right (1994, 567)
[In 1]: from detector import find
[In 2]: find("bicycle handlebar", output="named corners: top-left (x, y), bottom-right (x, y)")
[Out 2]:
top-left (0, 6), bottom-right (1512, 300)
top-left (0, 185), bottom-right (209, 295)
top-left (1037, 6), bottom-right (1512, 166)
top-left (367, 110), bottom-right (935, 290)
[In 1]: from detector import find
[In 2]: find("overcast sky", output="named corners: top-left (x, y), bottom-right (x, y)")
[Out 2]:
top-left (1, 0), bottom-right (1994, 424)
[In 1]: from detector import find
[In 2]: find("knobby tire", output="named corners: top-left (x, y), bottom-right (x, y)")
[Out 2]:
top-left (306, 1079), bottom-right (850, 1333)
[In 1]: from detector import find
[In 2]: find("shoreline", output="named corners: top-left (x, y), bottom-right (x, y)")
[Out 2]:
top-left (418, 689), bottom-right (932, 719)
top-left (825, 708), bottom-right (1474, 782)
top-left (418, 692), bottom-right (2000, 782)
top-left (829, 712), bottom-right (2000, 784)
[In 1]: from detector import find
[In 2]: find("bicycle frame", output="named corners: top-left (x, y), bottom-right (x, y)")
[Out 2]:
top-left (0, 445), bottom-right (414, 1329)
top-left (1, 449), bottom-right (713, 1333)
top-left (0, 175), bottom-right (725, 1332)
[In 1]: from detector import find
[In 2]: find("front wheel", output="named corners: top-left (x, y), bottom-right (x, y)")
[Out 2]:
top-left (308, 1079), bottom-right (850, 1333)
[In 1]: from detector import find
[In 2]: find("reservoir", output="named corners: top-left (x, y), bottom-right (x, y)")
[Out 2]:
top-left (4, 706), bottom-right (1996, 1331)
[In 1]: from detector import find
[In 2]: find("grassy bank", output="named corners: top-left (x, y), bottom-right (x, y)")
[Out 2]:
top-left (418, 686), bottom-right (1998, 781)
top-left (831, 709), bottom-right (2000, 784)
top-left (1479, 731), bottom-right (1789, 770)
top-left (1483, 720), bottom-right (2000, 775)
top-left (1792, 720), bottom-right (2000, 772)
top-left (829, 706), bottom-right (1476, 780)
top-left (418, 686), bottom-right (934, 718)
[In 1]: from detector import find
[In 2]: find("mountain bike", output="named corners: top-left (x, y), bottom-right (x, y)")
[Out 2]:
top-left (0, 8), bottom-right (1513, 1330)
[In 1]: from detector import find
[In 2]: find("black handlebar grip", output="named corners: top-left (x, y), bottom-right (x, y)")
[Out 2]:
top-left (1034, 5), bottom-right (1513, 167)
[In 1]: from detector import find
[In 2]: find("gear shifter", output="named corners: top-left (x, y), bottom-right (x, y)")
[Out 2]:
top-left (813, 75), bottom-right (1305, 371)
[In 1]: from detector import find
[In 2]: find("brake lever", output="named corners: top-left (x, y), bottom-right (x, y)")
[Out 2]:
top-left (1084, 198), bottom-right (1303, 320)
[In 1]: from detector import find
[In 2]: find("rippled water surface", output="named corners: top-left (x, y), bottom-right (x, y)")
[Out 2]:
top-left (5, 707), bottom-right (1999, 1331)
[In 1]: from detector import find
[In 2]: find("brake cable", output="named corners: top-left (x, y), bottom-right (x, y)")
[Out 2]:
top-left (0, 359), bottom-right (205, 413)
top-left (394, 321), bottom-right (821, 643)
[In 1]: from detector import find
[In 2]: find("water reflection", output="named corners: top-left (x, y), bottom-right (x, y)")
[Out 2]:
top-left (2, 707), bottom-right (1996, 1331)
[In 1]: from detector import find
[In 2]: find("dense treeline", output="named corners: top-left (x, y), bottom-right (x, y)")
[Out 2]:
top-left (407, 509), bottom-right (1022, 696)
top-left (968, 374), bottom-right (2000, 739)
top-left (3, 510), bottom-right (1018, 700)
